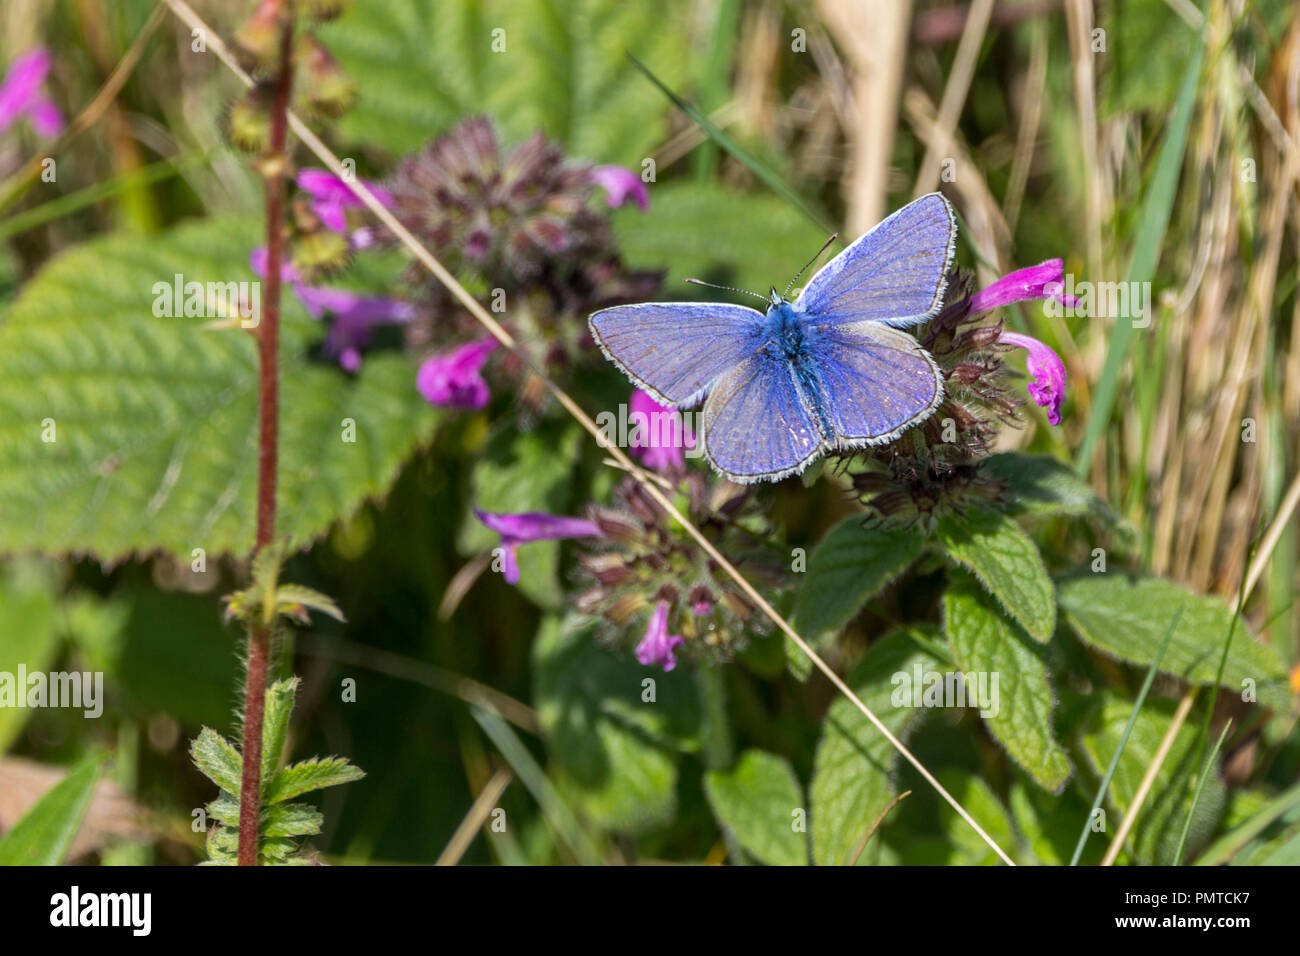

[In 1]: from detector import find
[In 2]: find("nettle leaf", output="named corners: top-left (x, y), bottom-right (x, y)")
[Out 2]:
top-left (459, 422), bottom-right (583, 610)
top-left (933, 506), bottom-right (1056, 641)
top-left (262, 802), bottom-right (324, 838)
top-left (260, 677), bottom-right (299, 783)
top-left (704, 750), bottom-right (807, 866)
top-left (0, 217), bottom-right (438, 563)
top-left (190, 727), bottom-right (243, 795)
top-left (943, 574), bottom-right (1071, 792)
top-left (323, 0), bottom-right (689, 164)
top-left (533, 614), bottom-right (700, 834)
top-left (810, 630), bottom-right (942, 865)
top-left (1080, 696), bottom-right (1225, 864)
top-left (792, 519), bottom-right (924, 645)
top-left (1057, 574), bottom-right (1289, 709)
top-left (265, 756), bottom-right (365, 805)
top-left (613, 182), bottom-right (828, 296)
top-left (981, 452), bottom-right (1118, 523)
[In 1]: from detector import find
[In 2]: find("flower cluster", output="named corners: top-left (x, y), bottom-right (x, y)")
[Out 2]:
top-left (849, 260), bottom-right (1070, 528)
top-left (475, 468), bottom-right (782, 671)
top-left (383, 118), bottom-right (660, 409)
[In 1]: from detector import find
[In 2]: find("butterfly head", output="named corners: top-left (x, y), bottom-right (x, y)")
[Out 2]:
top-left (768, 287), bottom-right (786, 307)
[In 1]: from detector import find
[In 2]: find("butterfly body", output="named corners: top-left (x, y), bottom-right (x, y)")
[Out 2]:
top-left (590, 193), bottom-right (958, 483)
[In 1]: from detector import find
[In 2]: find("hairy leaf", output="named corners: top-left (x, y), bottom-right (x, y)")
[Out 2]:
top-left (1058, 574), bottom-right (1289, 709)
top-left (810, 630), bottom-right (942, 865)
top-left (705, 750), bottom-right (807, 866)
top-left (943, 574), bottom-right (1071, 792)
top-left (0, 217), bottom-right (438, 562)
top-left (934, 506), bottom-right (1056, 641)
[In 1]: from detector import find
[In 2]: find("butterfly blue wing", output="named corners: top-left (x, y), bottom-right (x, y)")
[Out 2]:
top-left (796, 193), bottom-right (956, 328)
top-left (809, 322), bottom-right (945, 446)
top-left (589, 302), bottom-right (766, 407)
top-left (702, 352), bottom-right (826, 483)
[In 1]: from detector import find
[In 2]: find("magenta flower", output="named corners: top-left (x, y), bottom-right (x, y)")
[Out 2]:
top-left (969, 259), bottom-right (1078, 313)
top-left (999, 331), bottom-right (1066, 425)
top-left (629, 388), bottom-right (691, 471)
top-left (590, 165), bottom-right (649, 211)
top-left (249, 247), bottom-right (412, 371)
top-left (636, 601), bottom-right (685, 671)
top-left (0, 49), bottom-right (64, 138)
top-left (297, 168), bottom-right (393, 233)
top-left (416, 339), bottom-right (497, 409)
top-left (474, 509), bottom-right (602, 585)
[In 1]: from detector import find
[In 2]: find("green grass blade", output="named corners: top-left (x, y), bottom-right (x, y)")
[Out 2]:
top-left (1068, 607), bottom-right (1182, 865)
top-left (1074, 24), bottom-right (1205, 474)
top-left (1172, 719), bottom-right (1231, 866)
top-left (0, 751), bottom-right (104, 865)
top-left (0, 150), bottom-right (212, 242)
top-left (470, 706), bottom-right (603, 866)
top-left (1195, 777), bottom-right (1300, 865)
top-left (627, 53), bottom-right (835, 235)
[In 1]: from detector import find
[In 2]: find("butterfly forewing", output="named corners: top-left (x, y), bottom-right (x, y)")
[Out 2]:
top-left (588, 302), bottom-right (766, 407)
top-left (796, 193), bottom-right (956, 328)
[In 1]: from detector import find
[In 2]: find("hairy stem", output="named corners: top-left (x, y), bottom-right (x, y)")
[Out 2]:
top-left (237, 3), bottom-right (294, 868)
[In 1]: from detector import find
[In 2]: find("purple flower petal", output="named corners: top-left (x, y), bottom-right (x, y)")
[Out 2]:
top-left (0, 48), bottom-right (62, 138)
top-left (1000, 331), bottom-right (1066, 426)
top-left (417, 339), bottom-right (498, 409)
top-left (970, 259), bottom-right (1078, 313)
top-left (590, 165), bottom-right (649, 211)
top-left (296, 168), bottom-right (393, 233)
top-left (473, 508), bottom-right (602, 587)
top-left (473, 509), bottom-right (602, 544)
top-left (629, 388), bottom-right (689, 471)
top-left (635, 601), bottom-right (685, 671)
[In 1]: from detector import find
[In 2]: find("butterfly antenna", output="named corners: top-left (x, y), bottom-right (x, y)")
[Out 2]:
top-left (683, 277), bottom-right (771, 304)
top-left (783, 233), bottom-right (839, 299)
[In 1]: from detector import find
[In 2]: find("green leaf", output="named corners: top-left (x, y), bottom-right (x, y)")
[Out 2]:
top-left (459, 422), bottom-right (583, 609)
top-left (612, 182), bottom-right (829, 297)
top-left (533, 614), bottom-right (699, 833)
top-left (0, 562), bottom-right (60, 753)
top-left (265, 756), bottom-right (365, 805)
top-left (190, 727), bottom-right (243, 795)
top-left (1080, 696), bottom-right (1225, 864)
top-left (932, 770), bottom-right (1018, 866)
top-left (322, 0), bottom-right (690, 164)
top-left (274, 584), bottom-right (346, 622)
top-left (792, 519), bottom-right (924, 644)
top-left (0, 217), bottom-right (438, 562)
top-left (262, 802), bottom-right (324, 838)
top-left (704, 750), bottom-right (807, 866)
top-left (0, 752), bottom-right (103, 865)
top-left (981, 452), bottom-right (1117, 522)
top-left (943, 574), bottom-right (1072, 792)
top-left (933, 506), bottom-right (1056, 641)
top-left (1057, 574), bottom-right (1289, 709)
top-left (260, 677), bottom-right (299, 783)
top-left (810, 630), bottom-right (942, 865)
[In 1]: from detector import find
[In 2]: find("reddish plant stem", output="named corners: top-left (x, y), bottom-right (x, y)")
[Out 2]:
top-left (237, 6), bottom-right (295, 868)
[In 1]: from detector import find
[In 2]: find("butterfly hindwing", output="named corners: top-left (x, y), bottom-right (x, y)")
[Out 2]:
top-left (588, 302), bottom-right (766, 407)
top-left (796, 193), bottom-right (956, 328)
top-left (702, 352), bottom-right (825, 483)
top-left (811, 322), bottom-right (945, 446)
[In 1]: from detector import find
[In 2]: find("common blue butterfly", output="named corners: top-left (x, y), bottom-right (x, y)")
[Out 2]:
top-left (589, 193), bottom-right (956, 483)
